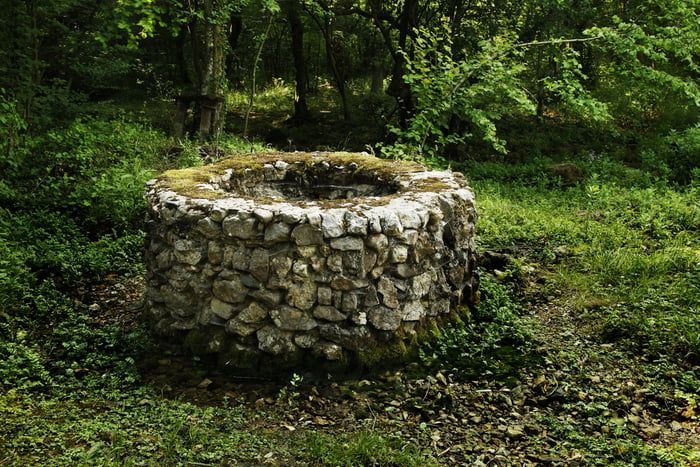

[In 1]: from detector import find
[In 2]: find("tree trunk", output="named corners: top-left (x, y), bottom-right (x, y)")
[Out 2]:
top-left (225, 14), bottom-right (243, 83)
top-left (367, 0), bottom-right (417, 128)
top-left (307, 9), bottom-right (349, 121)
top-left (285, 0), bottom-right (311, 123)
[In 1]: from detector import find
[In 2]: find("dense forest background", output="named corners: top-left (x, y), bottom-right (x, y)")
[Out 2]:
top-left (0, 0), bottom-right (698, 464)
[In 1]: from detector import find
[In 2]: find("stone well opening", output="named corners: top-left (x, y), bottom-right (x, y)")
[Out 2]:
top-left (144, 152), bottom-right (477, 372)
top-left (220, 161), bottom-right (401, 201)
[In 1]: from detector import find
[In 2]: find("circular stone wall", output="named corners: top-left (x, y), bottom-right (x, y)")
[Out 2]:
top-left (144, 152), bottom-right (477, 370)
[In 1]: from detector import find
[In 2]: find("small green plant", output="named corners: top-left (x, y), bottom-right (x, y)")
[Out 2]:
top-left (420, 275), bottom-right (534, 380)
top-left (303, 431), bottom-right (435, 467)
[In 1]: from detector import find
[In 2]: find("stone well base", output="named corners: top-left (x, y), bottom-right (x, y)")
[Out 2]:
top-left (144, 152), bottom-right (477, 370)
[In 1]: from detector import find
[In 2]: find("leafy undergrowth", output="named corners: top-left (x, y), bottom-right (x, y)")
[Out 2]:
top-left (1, 149), bottom-right (700, 464)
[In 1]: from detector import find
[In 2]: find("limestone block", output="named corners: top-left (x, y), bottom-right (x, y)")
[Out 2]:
top-left (264, 222), bottom-right (291, 242)
top-left (212, 278), bottom-right (248, 304)
top-left (270, 306), bottom-right (318, 331)
top-left (257, 326), bottom-right (297, 355)
top-left (291, 224), bottom-right (324, 245)
top-left (223, 214), bottom-right (258, 239)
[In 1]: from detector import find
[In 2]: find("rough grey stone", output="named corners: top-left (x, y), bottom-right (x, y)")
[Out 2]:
top-left (341, 293), bottom-right (359, 312)
top-left (370, 266), bottom-right (384, 279)
top-left (403, 301), bottom-right (425, 321)
top-left (212, 278), bottom-right (248, 304)
top-left (397, 207), bottom-right (423, 230)
top-left (197, 218), bottom-right (221, 239)
top-left (264, 222), bottom-right (291, 242)
top-left (294, 333), bottom-right (319, 349)
top-left (286, 280), bottom-right (317, 310)
top-left (253, 208), bottom-right (274, 224)
top-left (342, 251), bottom-right (364, 275)
top-left (363, 250), bottom-right (378, 273)
top-left (377, 277), bottom-right (399, 309)
top-left (390, 244), bottom-right (409, 263)
top-left (310, 256), bottom-right (325, 272)
top-left (429, 299), bottom-right (450, 316)
top-left (210, 298), bottom-right (236, 320)
top-left (368, 306), bottom-right (404, 331)
top-left (367, 215), bottom-right (382, 234)
top-left (363, 286), bottom-right (380, 308)
top-left (226, 319), bottom-right (261, 337)
top-left (280, 208), bottom-right (304, 224)
top-left (238, 302), bottom-right (268, 323)
top-left (292, 261), bottom-right (309, 278)
top-left (321, 210), bottom-right (346, 238)
top-left (327, 254), bottom-right (343, 273)
top-left (240, 274), bottom-right (261, 289)
top-left (156, 250), bottom-right (173, 270)
top-left (249, 248), bottom-right (269, 282)
top-left (270, 306), bottom-right (317, 330)
top-left (396, 229), bottom-right (419, 245)
top-left (396, 263), bottom-right (419, 278)
top-left (350, 311), bottom-right (367, 325)
top-left (207, 241), bottom-right (223, 265)
top-left (331, 236), bottom-right (364, 251)
top-left (249, 288), bottom-right (283, 306)
top-left (318, 324), bottom-right (372, 351)
top-left (365, 233), bottom-right (388, 251)
top-left (257, 326), bottom-right (296, 355)
top-left (313, 306), bottom-right (346, 322)
top-left (411, 272), bottom-right (433, 298)
top-left (223, 214), bottom-right (258, 239)
top-left (345, 211), bottom-right (368, 235)
top-left (381, 211), bottom-right (403, 236)
top-left (297, 246), bottom-right (317, 258)
top-left (174, 239), bottom-right (203, 265)
top-left (269, 255), bottom-right (292, 278)
top-left (225, 245), bottom-right (250, 270)
top-left (316, 341), bottom-right (343, 360)
top-left (291, 224), bottom-right (324, 246)
top-left (330, 276), bottom-right (369, 291)
top-left (318, 287), bottom-right (333, 306)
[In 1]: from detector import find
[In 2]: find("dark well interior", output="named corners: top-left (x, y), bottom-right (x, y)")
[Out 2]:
top-left (224, 164), bottom-right (400, 200)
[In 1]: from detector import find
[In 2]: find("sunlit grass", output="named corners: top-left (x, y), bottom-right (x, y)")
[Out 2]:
top-left (471, 163), bottom-right (700, 363)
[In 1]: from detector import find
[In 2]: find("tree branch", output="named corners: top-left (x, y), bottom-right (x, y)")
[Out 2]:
top-left (514, 35), bottom-right (603, 48)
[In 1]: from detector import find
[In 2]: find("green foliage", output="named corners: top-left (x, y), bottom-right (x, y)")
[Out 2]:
top-left (303, 431), bottom-right (435, 467)
top-left (0, 388), bottom-right (274, 465)
top-left (0, 339), bottom-right (51, 391)
top-left (385, 29), bottom-right (535, 158)
top-left (586, 0), bottom-right (700, 124)
top-left (472, 158), bottom-right (700, 365)
top-left (641, 124), bottom-right (700, 185)
top-left (420, 275), bottom-right (534, 380)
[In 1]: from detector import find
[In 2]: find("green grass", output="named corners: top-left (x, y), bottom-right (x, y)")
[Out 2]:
top-left (0, 388), bottom-right (277, 465)
top-left (469, 159), bottom-right (700, 364)
top-left (1, 95), bottom-right (699, 464)
top-left (303, 431), bottom-right (437, 466)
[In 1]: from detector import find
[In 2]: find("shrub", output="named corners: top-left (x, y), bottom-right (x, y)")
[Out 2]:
top-left (641, 125), bottom-right (700, 184)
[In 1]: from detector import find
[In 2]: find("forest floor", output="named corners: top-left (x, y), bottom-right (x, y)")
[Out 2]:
top-left (5, 159), bottom-right (699, 465)
top-left (1, 90), bottom-right (699, 464)
top-left (75, 266), bottom-right (700, 466)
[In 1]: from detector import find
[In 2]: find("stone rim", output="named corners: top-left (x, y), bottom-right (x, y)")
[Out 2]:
top-left (147, 152), bottom-right (474, 234)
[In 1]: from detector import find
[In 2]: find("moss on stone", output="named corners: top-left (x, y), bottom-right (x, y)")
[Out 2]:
top-left (356, 339), bottom-right (412, 368)
top-left (155, 152), bottom-right (431, 201)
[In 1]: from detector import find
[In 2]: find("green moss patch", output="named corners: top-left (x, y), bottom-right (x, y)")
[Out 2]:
top-left (155, 152), bottom-right (429, 200)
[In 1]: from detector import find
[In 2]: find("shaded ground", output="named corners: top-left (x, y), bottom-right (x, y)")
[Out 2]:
top-left (80, 270), bottom-right (700, 465)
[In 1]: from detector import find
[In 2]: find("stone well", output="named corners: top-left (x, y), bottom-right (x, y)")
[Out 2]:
top-left (144, 152), bottom-right (477, 370)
